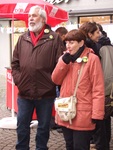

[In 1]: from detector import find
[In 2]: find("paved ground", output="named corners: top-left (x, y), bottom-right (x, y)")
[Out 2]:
top-left (0, 75), bottom-right (66, 150)
top-left (0, 75), bottom-right (113, 150)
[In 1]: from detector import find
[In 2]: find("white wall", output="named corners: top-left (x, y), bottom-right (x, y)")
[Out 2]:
top-left (102, 24), bottom-right (113, 44)
top-left (56, 0), bottom-right (113, 11)
top-left (0, 21), bottom-right (11, 76)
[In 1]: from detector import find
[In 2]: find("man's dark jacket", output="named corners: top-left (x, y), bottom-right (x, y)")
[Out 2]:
top-left (11, 24), bottom-right (65, 100)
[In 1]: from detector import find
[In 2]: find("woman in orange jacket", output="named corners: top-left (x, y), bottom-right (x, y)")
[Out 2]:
top-left (51, 29), bottom-right (105, 150)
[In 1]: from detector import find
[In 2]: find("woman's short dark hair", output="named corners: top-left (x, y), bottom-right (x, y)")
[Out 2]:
top-left (65, 29), bottom-right (86, 43)
top-left (79, 22), bottom-right (98, 38)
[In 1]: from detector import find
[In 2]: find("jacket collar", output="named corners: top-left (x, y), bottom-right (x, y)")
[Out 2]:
top-left (80, 47), bottom-right (94, 58)
top-left (23, 24), bottom-right (54, 47)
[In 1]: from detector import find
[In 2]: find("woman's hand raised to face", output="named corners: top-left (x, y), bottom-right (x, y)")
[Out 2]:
top-left (62, 53), bottom-right (72, 64)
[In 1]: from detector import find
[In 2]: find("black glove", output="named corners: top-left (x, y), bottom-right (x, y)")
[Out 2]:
top-left (92, 119), bottom-right (100, 124)
top-left (62, 53), bottom-right (72, 64)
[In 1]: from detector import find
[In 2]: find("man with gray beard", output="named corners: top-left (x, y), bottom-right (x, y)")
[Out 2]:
top-left (11, 5), bottom-right (65, 150)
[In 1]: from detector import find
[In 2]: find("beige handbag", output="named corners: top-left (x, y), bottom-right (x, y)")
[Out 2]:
top-left (55, 63), bottom-right (84, 124)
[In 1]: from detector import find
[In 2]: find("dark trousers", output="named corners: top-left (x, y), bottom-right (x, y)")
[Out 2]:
top-left (16, 97), bottom-right (54, 150)
top-left (91, 118), bottom-right (111, 150)
top-left (50, 86), bottom-right (61, 130)
top-left (62, 127), bottom-right (93, 150)
top-left (105, 117), bottom-right (111, 150)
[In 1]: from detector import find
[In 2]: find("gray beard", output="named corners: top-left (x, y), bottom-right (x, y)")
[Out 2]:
top-left (28, 22), bottom-right (43, 32)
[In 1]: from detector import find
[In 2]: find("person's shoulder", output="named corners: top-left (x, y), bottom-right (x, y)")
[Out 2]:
top-left (49, 29), bottom-right (59, 37)
top-left (16, 31), bottom-right (30, 44)
top-left (46, 24), bottom-right (59, 35)
top-left (85, 46), bottom-right (101, 59)
top-left (85, 47), bottom-right (100, 62)
top-left (100, 44), bottom-right (113, 52)
top-left (19, 30), bottom-right (29, 38)
top-left (89, 52), bottom-right (99, 59)
top-left (49, 30), bottom-right (63, 43)
top-left (19, 31), bottom-right (30, 40)
top-left (84, 47), bottom-right (96, 57)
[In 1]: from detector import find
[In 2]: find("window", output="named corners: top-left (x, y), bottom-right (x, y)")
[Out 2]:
top-left (79, 16), bottom-right (110, 25)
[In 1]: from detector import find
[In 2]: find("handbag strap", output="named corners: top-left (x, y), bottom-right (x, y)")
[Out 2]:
top-left (73, 63), bottom-right (84, 97)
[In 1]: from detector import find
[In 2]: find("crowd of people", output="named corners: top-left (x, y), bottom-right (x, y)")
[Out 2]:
top-left (11, 5), bottom-right (113, 150)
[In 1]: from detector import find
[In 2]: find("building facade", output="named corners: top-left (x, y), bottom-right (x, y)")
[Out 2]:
top-left (54, 0), bottom-right (113, 42)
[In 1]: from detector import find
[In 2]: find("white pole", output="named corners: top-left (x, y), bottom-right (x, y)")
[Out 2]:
top-left (11, 78), bottom-right (15, 118)
top-left (11, 14), bottom-right (15, 118)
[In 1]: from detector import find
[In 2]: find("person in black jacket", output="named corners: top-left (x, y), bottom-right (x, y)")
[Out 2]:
top-left (95, 23), bottom-right (113, 150)
top-left (79, 22), bottom-right (108, 150)
top-left (97, 23), bottom-right (112, 48)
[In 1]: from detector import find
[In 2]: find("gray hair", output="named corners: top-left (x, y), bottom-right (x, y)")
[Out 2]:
top-left (30, 5), bottom-right (47, 23)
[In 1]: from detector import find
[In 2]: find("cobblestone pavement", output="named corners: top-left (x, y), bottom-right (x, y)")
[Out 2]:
top-left (0, 75), bottom-right (66, 150)
top-left (0, 75), bottom-right (113, 150)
